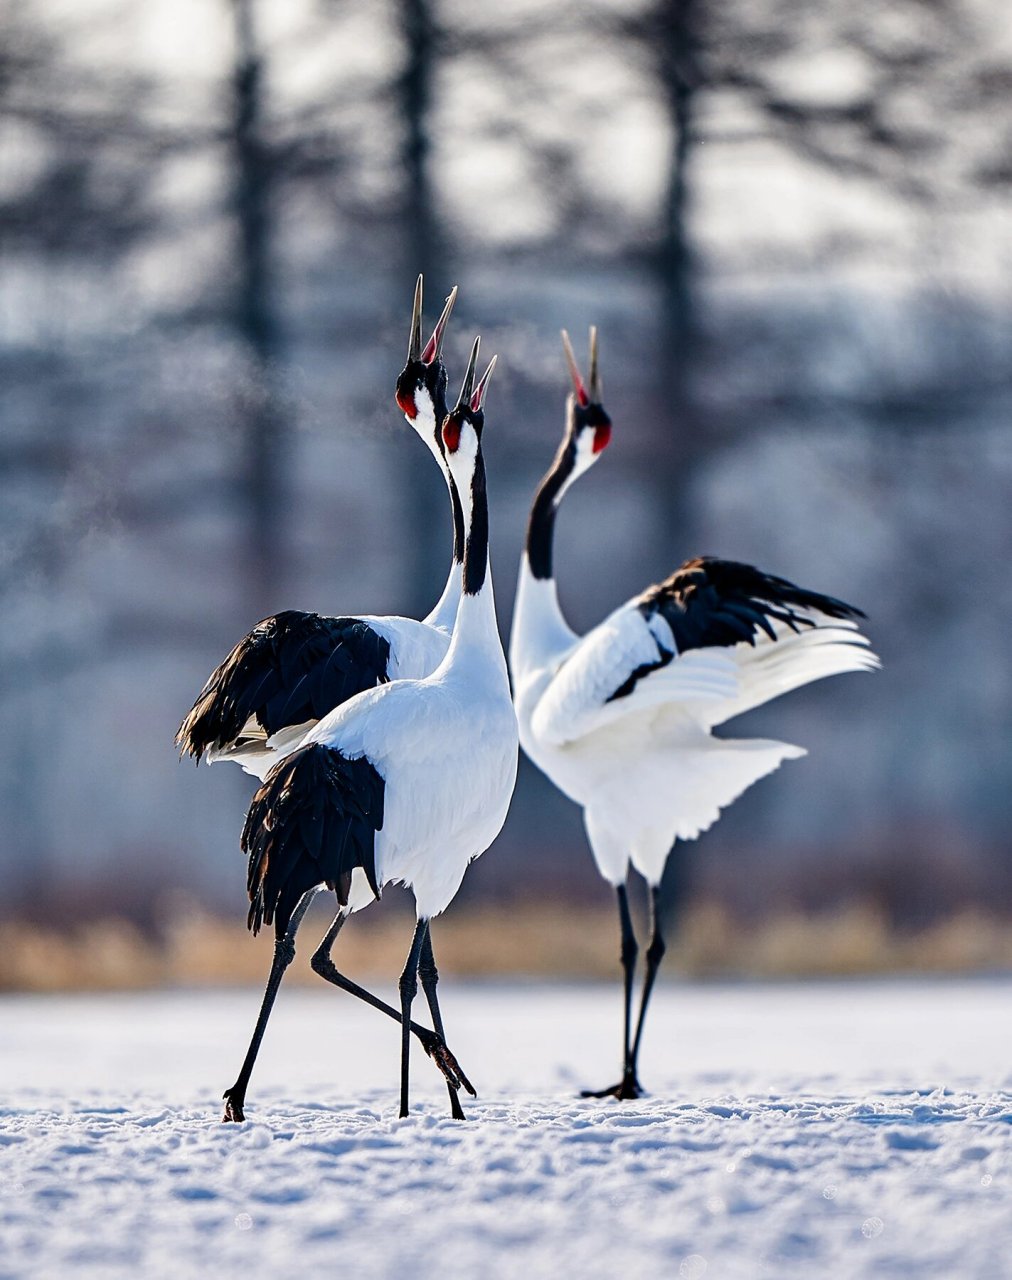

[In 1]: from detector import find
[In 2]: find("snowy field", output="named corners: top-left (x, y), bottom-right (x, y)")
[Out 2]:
top-left (1, 980), bottom-right (1010, 1279)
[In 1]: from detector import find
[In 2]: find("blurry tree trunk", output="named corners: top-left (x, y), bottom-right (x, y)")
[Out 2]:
top-left (232, 0), bottom-right (285, 618)
top-left (656, 0), bottom-right (699, 416)
top-left (648, 0), bottom-right (704, 503)
top-left (651, 0), bottom-right (705, 926)
top-left (395, 0), bottom-right (448, 617)
top-left (400, 0), bottom-right (439, 281)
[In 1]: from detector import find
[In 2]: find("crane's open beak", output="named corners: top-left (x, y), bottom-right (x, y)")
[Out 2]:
top-left (561, 327), bottom-right (601, 407)
top-left (421, 286), bottom-right (458, 364)
top-left (561, 329), bottom-right (589, 407)
top-left (407, 277), bottom-right (458, 365)
top-left (471, 355), bottom-right (497, 413)
top-left (454, 336), bottom-right (481, 412)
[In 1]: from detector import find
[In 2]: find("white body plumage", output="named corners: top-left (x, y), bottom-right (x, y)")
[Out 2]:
top-left (509, 336), bottom-right (878, 891)
top-left (512, 568), bottom-right (879, 886)
top-left (307, 591), bottom-right (517, 919)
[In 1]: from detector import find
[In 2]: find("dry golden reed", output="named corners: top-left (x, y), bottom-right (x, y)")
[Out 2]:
top-left (1, 901), bottom-right (1011, 992)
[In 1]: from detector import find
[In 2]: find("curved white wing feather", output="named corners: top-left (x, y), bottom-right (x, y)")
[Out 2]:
top-left (529, 601), bottom-right (739, 748)
top-left (698, 611), bottom-right (880, 730)
top-left (528, 602), bottom-right (877, 749)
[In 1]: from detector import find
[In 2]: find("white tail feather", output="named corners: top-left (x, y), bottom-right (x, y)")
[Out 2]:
top-left (265, 720), bottom-right (318, 755)
top-left (205, 717), bottom-right (317, 779)
top-left (611, 736), bottom-right (807, 885)
top-left (667, 737), bottom-right (807, 842)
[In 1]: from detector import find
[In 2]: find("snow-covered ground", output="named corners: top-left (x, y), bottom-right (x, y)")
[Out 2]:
top-left (1, 979), bottom-right (1010, 1279)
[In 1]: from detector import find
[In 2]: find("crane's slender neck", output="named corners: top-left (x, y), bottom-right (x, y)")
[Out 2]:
top-left (462, 449), bottom-right (488, 597)
top-left (443, 438), bottom-right (508, 679)
top-left (418, 395), bottom-right (466, 566)
top-left (417, 397), bottom-right (466, 631)
top-left (423, 467), bottom-right (465, 631)
top-left (525, 436), bottom-right (577, 581)
top-left (446, 467), bottom-right (465, 565)
top-left (511, 435), bottom-right (581, 674)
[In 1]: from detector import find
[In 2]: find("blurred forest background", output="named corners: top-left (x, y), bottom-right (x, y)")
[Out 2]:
top-left (2, 0), bottom-right (1011, 987)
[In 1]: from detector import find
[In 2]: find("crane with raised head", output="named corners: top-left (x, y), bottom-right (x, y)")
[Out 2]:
top-left (509, 328), bottom-right (879, 1100)
top-left (240, 339), bottom-right (518, 1120)
top-left (176, 279), bottom-right (490, 1121)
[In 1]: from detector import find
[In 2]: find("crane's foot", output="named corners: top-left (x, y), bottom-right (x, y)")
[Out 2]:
top-left (581, 1073), bottom-right (644, 1101)
top-left (222, 1089), bottom-right (246, 1123)
top-left (418, 1031), bottom-right (477, 1098)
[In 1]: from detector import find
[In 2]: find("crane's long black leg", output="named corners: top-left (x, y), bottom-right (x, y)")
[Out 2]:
top-left (222, 887), bottom-right (318, 1123)
top-left (418, 923), bottom-right (466, 1119)
top-left (398, 920), bottom-right (429, 1118)
top-left (627, 885), bottom-right (667, 1089)
top-left (582, 883), bottom-right (642, 1100)
top-left (311, 914), bottom-right (474, 1098)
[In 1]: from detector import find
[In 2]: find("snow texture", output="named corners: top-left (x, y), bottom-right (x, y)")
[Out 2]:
top-left (1, 980), bottom-right (1010, 1279)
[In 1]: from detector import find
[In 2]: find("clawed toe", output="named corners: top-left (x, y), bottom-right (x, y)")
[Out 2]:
top-left (422, 1035), bottom-right (477, 1098)
top-left (581, 1075), bottom-right (644, 1101)
top-left (450, 1057), bottom-right (477, 1098)
top-left (222, 1091), bottom-right (246, 1123)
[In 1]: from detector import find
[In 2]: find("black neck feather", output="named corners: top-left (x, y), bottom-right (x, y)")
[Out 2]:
top-left (525, 438), bottom-right (576, 581)
top-left (448, 477), bottom-right (465, 564)
top-left (463, 449), bottom-right (489, 596)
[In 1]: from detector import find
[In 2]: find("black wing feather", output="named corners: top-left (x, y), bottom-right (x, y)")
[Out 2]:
top-left (640, 557), bottom-right (865, 655)
top-left (176, 611), bottom-right (391, 761)
top-left (241, 743), bottom-right (385, 938)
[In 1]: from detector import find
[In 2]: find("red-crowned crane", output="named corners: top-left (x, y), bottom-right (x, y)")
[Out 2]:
top-left (241, 339), bottom-right (518, 1120)
top-left (176, 279), bottom-right (484, 1122)
top-left (509, 329), bottom-right (879, 1100)
top-left (176, 276), bottom-right (462, 780)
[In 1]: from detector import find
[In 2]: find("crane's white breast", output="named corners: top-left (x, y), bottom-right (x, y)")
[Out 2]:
top-left (320, 676), bottom-right (518, 921)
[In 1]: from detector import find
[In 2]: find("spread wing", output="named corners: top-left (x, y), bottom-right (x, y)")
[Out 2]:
top-left (242, 744), bottom-right (385, 937)
top-left (531, 557), bottom-right (875, 747)
top-left (639, 557), bottom-right (865, 651)
top-left (176, 611), bottom-right (391, 763)
top-left (530, 602), bottom-right (739, 747)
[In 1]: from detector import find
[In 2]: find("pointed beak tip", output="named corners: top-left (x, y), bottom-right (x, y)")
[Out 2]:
top-left (588, 325), bottom-right (601, 404)
top-left (408, 275), bottom-right (424, 361)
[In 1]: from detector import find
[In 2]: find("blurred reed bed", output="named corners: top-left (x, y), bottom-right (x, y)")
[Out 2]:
top-left (2, 902), bottom-right (1011, 992)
